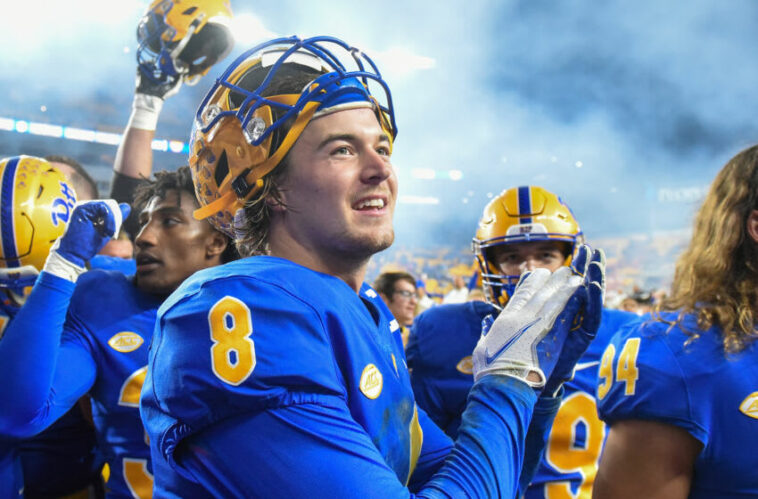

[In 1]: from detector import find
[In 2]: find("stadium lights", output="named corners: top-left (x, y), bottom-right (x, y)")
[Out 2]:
top-left (0, 116), bottom-right (189, 154)
top-left (399, 195), bottom-right (440, 205)
top-left (411, 168), bottom-right (465, 181)
top-left (0, 115), bottom-right (461, 183)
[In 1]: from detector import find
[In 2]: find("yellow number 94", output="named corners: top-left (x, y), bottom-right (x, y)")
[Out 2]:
top-left (597, 338), bottom-right (641, 400)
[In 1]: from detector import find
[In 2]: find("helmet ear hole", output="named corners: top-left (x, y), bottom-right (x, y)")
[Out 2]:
top-left (214, 150), bottom-right (230, 188)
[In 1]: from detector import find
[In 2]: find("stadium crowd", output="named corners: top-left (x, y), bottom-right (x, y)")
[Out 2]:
top-left (0, 1), bottom-right (755, 498)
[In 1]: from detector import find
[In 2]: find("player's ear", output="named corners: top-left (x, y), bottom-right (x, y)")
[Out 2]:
top-left (205, 230), bottom-right (228, 260)
top-left (747, 209), bottom-right (758, 244)
top-left (265, 175), bottom-right (289, 213)
top-left (265, 193), bottom-right (287, 212)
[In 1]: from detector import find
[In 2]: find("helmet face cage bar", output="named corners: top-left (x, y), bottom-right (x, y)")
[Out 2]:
top-left (472, 231), bottom-right (581, 308)
top-left (0, 266), bottom-right (39, 292)
top-left (194, 35), bottom-right (397, 149)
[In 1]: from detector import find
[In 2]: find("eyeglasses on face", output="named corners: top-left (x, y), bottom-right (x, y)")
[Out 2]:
top-left (393, 289), bottom-right (416, 299)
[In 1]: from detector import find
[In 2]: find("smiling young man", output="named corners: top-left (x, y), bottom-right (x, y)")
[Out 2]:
top-left (0, 167), bottom-right (234, 497)
top-left (140, 36), bottom-right (604, 497)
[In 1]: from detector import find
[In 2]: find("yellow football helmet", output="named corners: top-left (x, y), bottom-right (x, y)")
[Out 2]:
top-left (189, 35), bottom-right (397, 236)
top-left (0, 156), bottom-right (77, 293)
top-left (472, 185), bottom-right (583, 307)
top-left (137, 0), bottom-right (234, 85)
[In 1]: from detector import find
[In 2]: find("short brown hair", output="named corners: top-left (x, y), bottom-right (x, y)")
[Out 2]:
top-left (373, 271), bottom-right (417, 298)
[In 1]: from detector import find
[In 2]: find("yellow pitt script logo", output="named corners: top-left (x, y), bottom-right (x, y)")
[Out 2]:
top-left (359, 364), bottom-right (383, 399)
top-left (739, 391), bottom-right (758, 420)
top-left (108, 332), bottom-right (144, 353)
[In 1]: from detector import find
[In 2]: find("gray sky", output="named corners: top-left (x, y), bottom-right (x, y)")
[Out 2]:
top-left (2, 0), bottom-right (757, 249)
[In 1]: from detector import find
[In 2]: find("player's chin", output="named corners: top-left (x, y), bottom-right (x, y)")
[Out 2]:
top-left (366, 228), bottom-right (394, 253)
top-left (135, 275), bottom-right (174, 297)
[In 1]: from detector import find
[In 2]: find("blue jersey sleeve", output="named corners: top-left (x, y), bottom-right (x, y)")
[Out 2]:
top-left (0, 272), bottom-right (97, 438)
top-left (165, 375), bottom-right (535, 498)
top-left (596, 320), bottom-right (709, 446)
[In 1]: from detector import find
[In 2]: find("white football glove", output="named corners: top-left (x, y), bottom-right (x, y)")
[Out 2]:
top-left (472, 266), bottom-right (583, 387)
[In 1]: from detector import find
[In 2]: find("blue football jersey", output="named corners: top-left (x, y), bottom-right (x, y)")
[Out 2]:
top-left (0, 270), bottom-right (172, 498)
top-left (0, 289), bottom-right (103, 497)
top-left (408, 304), bottom-right (637, 498)
top-left (89, 255), bottom-right (137, 276)
top-left (0, 299), bottom-right (23, 498)
top-left (142, 256), bottom-right (538, 497)
top-left (525, 308), bottom-right (637, 498)
top-left (61, 269), bottom-right (163, 497)
top-left (597, 312), bottom-right (758, 498)
top-left (406, 301), bottom-right (497, 438)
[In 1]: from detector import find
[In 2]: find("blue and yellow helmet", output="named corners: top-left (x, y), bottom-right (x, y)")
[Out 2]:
top-left (472, 185), bottom-right (583, 307)
top-left (0, 156), bottom-right (78, 292)
top-left (137, 0), bottom-right (234, 86)
top-left (189, 35), bottom-right (397, 236)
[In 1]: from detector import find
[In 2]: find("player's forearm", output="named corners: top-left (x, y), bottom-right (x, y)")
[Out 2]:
top-left (0, 272), bottom-right (76, 436)
top-left (419, 375), bottom-right (536, 498)
top-left (113, 126), bottom-right (154, 181)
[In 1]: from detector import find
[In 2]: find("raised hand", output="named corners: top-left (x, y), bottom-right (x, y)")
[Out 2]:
top-left (472, 264), bottom-right (583, 388)
top-left (542, 245), bottom-right (606, 396)
top-left (44, 200), bottom-right (130, 281)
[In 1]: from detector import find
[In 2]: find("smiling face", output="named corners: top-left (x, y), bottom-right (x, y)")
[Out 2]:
top-left (134, 189), bottom-right (225, 295)
top-left (268, 107), bottom-right (397, 280)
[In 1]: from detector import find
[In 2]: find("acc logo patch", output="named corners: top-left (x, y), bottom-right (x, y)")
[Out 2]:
top-left (359, 364), bottom-right (383, 399)
top-left (456, 356), bottom-right (474, 375)
top-left (739, 391), bottom-right (758, 420)
top-left (108, 332), bottom-right (144, 353)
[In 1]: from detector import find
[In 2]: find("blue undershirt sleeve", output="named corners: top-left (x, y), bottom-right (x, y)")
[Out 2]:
top-left (518, 389), bottom-right (563, 495)
top-left (0, 272), bottom-right (96, 438)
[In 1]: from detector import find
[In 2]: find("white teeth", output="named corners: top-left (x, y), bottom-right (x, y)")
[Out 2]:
top-left (356, 198), bottom-right (385, 209)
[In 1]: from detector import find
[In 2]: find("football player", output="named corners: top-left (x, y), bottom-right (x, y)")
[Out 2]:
top-left (0, 165), bottom-right (235, 498)
top-left (0, 156), bottom-right (95, 497)
top-left (594, 146), bottom-right (758, 497)
top-left (140, 35), bottom-right (604, 496)
top-left (406, 185), bottom-right (636, 497)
